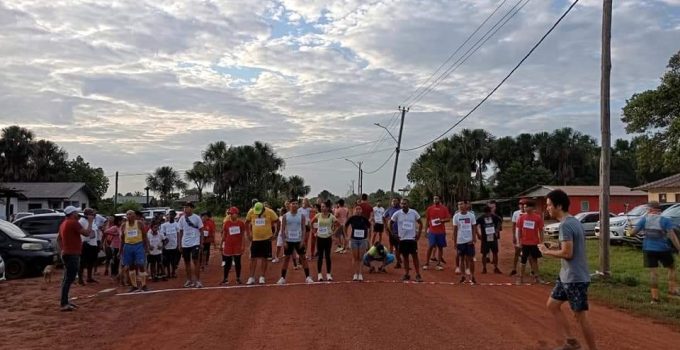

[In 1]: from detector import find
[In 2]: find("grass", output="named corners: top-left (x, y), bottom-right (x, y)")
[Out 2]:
top-left (539, 239), bottom-right (680, 326)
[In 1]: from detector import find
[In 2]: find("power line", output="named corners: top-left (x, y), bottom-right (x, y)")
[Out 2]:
top-left (402, 0), bottom-right (581, 152)
top-left (363, 150), bottom-right (396, 175)
top-left (285, 147), bottom-right (394, 167)
top-left (282, 140), bottom-right (380, 160)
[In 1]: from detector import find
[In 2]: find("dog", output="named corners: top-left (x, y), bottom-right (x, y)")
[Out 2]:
top-left (43, 264), bottom-right (55, 284)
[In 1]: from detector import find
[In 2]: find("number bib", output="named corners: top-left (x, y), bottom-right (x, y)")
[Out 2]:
top-left (288, 230), bottom-right (301, 240)
top-left (523, 220), bottom-right (535, 230)
top-left (402, 221), bottom-right (414, 230)
top-left (318, 226), bottom-right (329, 235)
top-left (229, 226), bottom-right (241, 235)
top-left (354, 229), bottom-right (365, 238)
top-left (487, 234), bottom-right (496, 241)
top-left (203, 230), bottom-right (209, 237)
top-left (485, 226), bottom-right (496, 235)
top-left (431, 219), bottom-right (441, 227)
top-left (254, 218), bottom-right (266, 227)
top-left (127, 230), bottom-right (138, 238)
top-left (461, 223), bottom-right (472, 232)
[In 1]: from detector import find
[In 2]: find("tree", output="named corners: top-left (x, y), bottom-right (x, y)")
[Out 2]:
top-left (0, 126), bottom-right (34, 181)
top-left (461, 129), bottom-right (494, 195)
top-left (28, 140), bottom-right (69, 181)
top-left (285, 175), bottom-right (310, 199)
top-left (146, 166), bottom-right (185, 206)
top-left (185, 161), bottom-right (211, 202)
top-left (119, 200), bottom-right (142, 212)
top-left (66, 156), bottom-right (109, 200)
top-left (622, 50), bottom-right (680, 177)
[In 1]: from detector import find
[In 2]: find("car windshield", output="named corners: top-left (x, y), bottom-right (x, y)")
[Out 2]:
top-left (625, 205), bottom-right (648, 216)
top-left (574, 213), bottom-right (588, 221)
top-left (663, 205), bottom-right (680, 218)
top-left (0, 220), bottom-right (28, 239)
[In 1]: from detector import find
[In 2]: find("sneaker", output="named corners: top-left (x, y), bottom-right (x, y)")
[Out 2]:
top-left (494, 267), bottom-right (503, 274)
top-left (259, 276), bottom-right (266, 285)
top-left (459, 276), bottom-right (466, 283)
top-left (554, 338), bottom-right (582, 350)
top-left (422, 264), bottom-right (429, 270)
top-left (335, 247), bottom-right (344, 253)
top-left (326, 274), bottom-right (333, 281)
top-left (455, 267), bottom-right (461, 275)
top-left (141, 285), bottom-right (150, 292)
top-left (402, 274), bottom-right (410, 281)
top-left (183, 280), bottom-right (193, 288)
top-left (194, 281), bottom-right (204, 288)
top-left (128, 286), bottom-right (139, 293)
top-left (317, 273), bottom-right (324, 282)
top-left (352, 274), bottom-right (358, 281)
top-left (415, 274), bottom-right (423, 282)
top-left (277, 277), bottom-right (286, 285)
top-left (305, 276), bottom-right (314, 284)
top-left (68, 302), bottom-right (79, 309)
top-left (470, 277), bottom-right (477, 285)
top-left (357, 274), bottom-right (364, 282)
top-left (220, 279), bottom-right (229, 285)
top-left (509, 270), bottom-right (517, 276)
top-left (60, 305), bottom-right (76, 312)
top-left (435, 265), bottom-right (444, 271)
top-left (272, 258), bottom-right (280, 263)
top-left (246, 277), bottom-right (256, 285)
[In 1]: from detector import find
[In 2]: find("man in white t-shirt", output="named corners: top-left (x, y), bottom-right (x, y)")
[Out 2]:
top-left (389, 198), bottom-right (424, 282)
top-left (372, 200), bottom-right (386, 244)
top-left (510, 198), bottom-right (527, 276)
top-left (78, 208), bottom-right (100, 285)
top-left (453, 200), bottom-right (477, 284)
top-left (147, 222), bottom-right (165, 281)
top-left (178, 202), bottom-right (204, 288)
top-left (160, 210), bottom-right (181, 278)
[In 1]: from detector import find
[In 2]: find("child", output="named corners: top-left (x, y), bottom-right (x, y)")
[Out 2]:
top-left (147, 222), bottom-right (165, 281)
top-left (221, 207), bottom-right (246, 285)
top-left (363, 242), bottom-right (394, 273)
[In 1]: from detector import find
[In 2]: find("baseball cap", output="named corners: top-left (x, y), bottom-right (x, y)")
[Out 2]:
top-left (64, 206), bottom-right (80, 215)
top-left (253, 202), bottom-right (264, 215)
top-left (228, 207), bottom-right (240, 215)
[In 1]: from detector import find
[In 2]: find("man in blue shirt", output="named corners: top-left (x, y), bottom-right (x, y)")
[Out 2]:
top-left (631, 201), bottom-right (680, 303)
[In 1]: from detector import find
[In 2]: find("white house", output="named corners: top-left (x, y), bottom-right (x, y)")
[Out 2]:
top-left (0, 182), bottom-right (95, 219)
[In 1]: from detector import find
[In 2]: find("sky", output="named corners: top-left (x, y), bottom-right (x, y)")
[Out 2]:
top-left (1, 0), bottom-right (679, 198)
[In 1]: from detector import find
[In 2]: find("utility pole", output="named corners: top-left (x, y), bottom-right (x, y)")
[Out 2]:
top-left (350, 180), bottom-right (355, 195)
top-left (390, 106), bottom-right (408, 194)
top-left (113, 171), bottom-right (119, 214)
top-left (598, 0), bottom-right (612, 277)
top-left (346, 159), bottom-right (363, 195)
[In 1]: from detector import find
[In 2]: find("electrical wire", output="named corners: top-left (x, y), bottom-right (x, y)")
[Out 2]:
top-left (363, 150), bottom-right (396, 175)
top-left (285, 147), bottom-right (394, 167)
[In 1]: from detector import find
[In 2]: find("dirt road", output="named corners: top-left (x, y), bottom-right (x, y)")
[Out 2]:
top-left (1, 232), bottom-right (679, 350)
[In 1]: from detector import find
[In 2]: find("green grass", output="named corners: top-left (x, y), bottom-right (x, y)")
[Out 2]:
top-left (540, 239), bottom-right (680, 326)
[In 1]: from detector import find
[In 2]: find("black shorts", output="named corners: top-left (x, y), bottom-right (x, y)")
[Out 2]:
top-left (373, 223), bottom-right (385, 233)
top-left (481, 241), bottom-right (499, 255)
top-left (250, 240), bottom-right (272, 259)
top-left (182, 245), bottom-right (201, 262)
top-left (399, 240), bottom-right (417, 255)
top-left (203, 242), bottom-right (211, 252)
top-left (643, 251), bottom-right (675, 268)
top-left (284, 242), bottom-right (306, 256)
top-left (163, 249), bottom-right (180, 267)
top-left (147, 254), bottom-right (162, 264)
top-left (389, 234), bottom-right (400, 247)
top-left (81, 243), bottom-right (99, 266)
top-left (521, 245), bottom-right (542, 264)
top-left (456, 243), bottom-right (475, 257)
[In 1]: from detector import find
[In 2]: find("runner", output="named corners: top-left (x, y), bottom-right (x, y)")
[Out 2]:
top-left (273, 202), bottom-right (289, 263)
top-left (299, 198), bottom-right (314, 260)
top-left (630, 201), bottom-right (680, 303)
top-left (160, 210), bottom-right (181, 279)
top-left (147, 221), bottom-right (165, 281)
top-left (453, 200), bottom-right (477, 284)
top-left (221, 207), bottom-right (246, 285)
top-left (389, 198), bottom-right (423, 282)
top-left (333, 199), bottom-right (349, 253)
top-left (516, 200), bottom-right (545, 284)
top-left (358, 193), bottom-right (373, 222)
top-left (510, 199), bottom-right (528, 276)
top-left (311, 200), bottom-right (337, 281)
top-left (346, 205), bottom-right (372, 281)
top-left (58, 206), bottom-right (93, 311)
top-left (363, 241), bottom-right (395, 273)
top-left (103, 216), bottom-right (122, 279)
top-left (120, 210), bottom-right (151, 292)
top-left (423, 195), bottom-right (451, 271)
top-left (245, 202), bottom-right (278, 285)
top-left (371, 200), bottom-right (386, 244)
top-left (278, 199), bottom-right (314, 284)
top-left (384, 197), bottom-right (403, 268)
top-left (540, 189), bottom-right (597, 350)
top-left (178, 202), bottom-right (204, 288)
top-left (476, 205), bottom-right (502, 274)
top-left (200, 211), bottom-right (216, 270)
top-left (78, 208), bottom-right (100, 285)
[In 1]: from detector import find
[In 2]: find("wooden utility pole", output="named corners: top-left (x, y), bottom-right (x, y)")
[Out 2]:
top-left (599, 0), bottom-right (612, 277)
top-left (113, 171), bottom-right (119, 214)
top-left (390, 106), bottom-right (408, 194)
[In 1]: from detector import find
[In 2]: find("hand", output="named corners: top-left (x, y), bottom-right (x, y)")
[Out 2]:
top-left (538, 244), bottom-right (548, 255)
top-left (284, 243), bottom-right (289, 251)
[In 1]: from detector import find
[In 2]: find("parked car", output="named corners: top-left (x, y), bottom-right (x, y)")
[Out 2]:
top-left (0, 220), bottom-right (57, 279)
top-left (11, 212), bottom-right (34, 222)
top-left (621, 203), bottom-right (680, 247)
top-left (0, 255), bottom-right (5, 281)
top-left (545, 211), bottom-right (616, 237)
top-left (595, 203), bottom-right (676, 242)
top-left (27, 208), bottom-right (57, 215)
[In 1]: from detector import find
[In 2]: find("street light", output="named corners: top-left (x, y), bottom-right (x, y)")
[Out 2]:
top-left (345, 159), bottom-right (363, 195)
top-left (373, 123), bottom-right (398, 143)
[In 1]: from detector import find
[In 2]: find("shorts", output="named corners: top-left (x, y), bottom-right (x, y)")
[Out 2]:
top-left (284, 241), bottom-right (306, 256)
top-left (182, 245), bottom-right (201, 262)
top-left (147, 254), bottom-right (162, 265)
top-left (350, 239), bottom-right (369, 251)
top-left (643, 251), bottom-right (675, 268)
top-left (456, 243), bottom-right (475, 257)
top-left (363, 253), bottom-right (395, 266)
top-left (373, 223), bottom-right (384, 233)
top-left (122, 242), bottom-right (146, 267)
top-left (481, 241), bottom-right (499, 255)
top-left (399, 240), bottom-right (418, 255)
top-left (276, 234), bottom-right (284, 247)
top-left (521, 245), bottom-right (542, 264)
top-left (389, 234), bottom-right (400, 248)
top-left (81, 243), bottom-right (99, 266)
top-left (551, 278), bottom-right (590, 312)
top-left (428, 233), bottom-right (447, 248)
top-left (251, 240), bottom-right (273, 259)
top-left (163, 248), bottom-right (180, 267)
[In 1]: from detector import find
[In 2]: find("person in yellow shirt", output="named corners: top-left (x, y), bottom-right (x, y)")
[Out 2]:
top-left (245, 202), bottom-right (279, 285)
top-left (120, 210), bottom-right (150, 292)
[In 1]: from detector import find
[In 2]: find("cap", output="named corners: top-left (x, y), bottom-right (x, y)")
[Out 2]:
top-left (64, 206), bottom-right (80, 215)
top-left (228, 207), bottom-right (239, 215)
top-left (253, 202), bottom-right (264, 215)
top-left (184, 201), bottom-right (195, 209)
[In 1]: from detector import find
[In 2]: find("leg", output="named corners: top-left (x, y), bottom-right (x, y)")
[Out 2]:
top-left (412, 251), bottom-right (420, 273)
top-left (193, 250), bottom-right (201, 282)
top-left (223, 256), bottom-right (230, 281)
top-left (249, 258), bottom-right (257, 279)
top-left (512, 247), bottom-right (521, 273)
top-left (649, 268), bottom-right (659, 301)
top-left (60, 256), bottom-right (79, 307)
top-left (547, 298), bottom-right (574, 340)
top-left (669, 267), bottom-right (677, 294)
top-left (325, 239), bottom-right (332, 274)
top-left (402, 250), bottom-right (411, 277)
top-left (184, 252), bottom-right (193, 283)
top-left (424, 245), bottom-right (433, 267)
top-left (234, 255), bottom-right (242, 280)
top-left (574, 311), bottom-right (597, 350)
top-left (317, 239), bottom-right (324, 273)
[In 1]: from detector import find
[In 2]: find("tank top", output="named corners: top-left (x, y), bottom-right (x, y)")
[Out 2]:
top-left (643, 214), bottom-right (671, 252)
top-left (316, 213), bottom-right (335, 239)
top-left (285, 211), bottom-right (303, 242)
top-left (124, 221), bottom-right (144, 245)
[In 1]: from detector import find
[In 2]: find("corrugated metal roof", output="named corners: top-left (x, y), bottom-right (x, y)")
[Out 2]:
top-left (517, 185), bottom-right (647, 198)
top-left (1, 182), bottom-right (90, 199)
top-left (633, 173), bottom-right (680, 191)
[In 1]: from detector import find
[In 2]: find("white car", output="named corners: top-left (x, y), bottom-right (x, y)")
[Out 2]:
top-left (594, 203), bottom-right (676, 241)
top-left (0, 255), bottom-right (6, 281)
top-left (545, 211), bottom-right (616, 237)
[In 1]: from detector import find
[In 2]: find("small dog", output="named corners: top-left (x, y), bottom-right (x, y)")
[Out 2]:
top-left (43, 264), bottom-right (55, 284)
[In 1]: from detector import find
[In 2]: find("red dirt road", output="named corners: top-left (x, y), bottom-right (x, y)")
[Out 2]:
top-left (2, 234), bottom-right (679, 350)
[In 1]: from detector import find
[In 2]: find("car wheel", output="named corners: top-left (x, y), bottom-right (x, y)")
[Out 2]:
top-left (5, 258), bottom-right (27, 279)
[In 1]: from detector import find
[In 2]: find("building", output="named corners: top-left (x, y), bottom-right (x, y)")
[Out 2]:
top-left (515, 185), bottom-right (648, 215)
top-left (633, 173), bottom-right (680, 203)
top-left (114, 195), bottom-right (156, 208)
top-left (0, 182), bottom-right (96, 219)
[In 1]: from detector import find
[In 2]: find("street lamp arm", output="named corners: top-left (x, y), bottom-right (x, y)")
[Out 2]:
top-left (374, 123), bottom-right (398, 143)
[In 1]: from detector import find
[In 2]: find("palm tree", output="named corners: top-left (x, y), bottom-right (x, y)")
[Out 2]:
top-left (461, 129), bottom-right (494, 195)
top-left (184, 161), bottom-right (211, 202)
top-left (0, 126), bottom-right (35, 181)
top-left (28, 140), bottom-right (69, 181)
top-left (286, 175), bottom-right (310, 199)
top-left (146, 166), bottom-right (185, 206)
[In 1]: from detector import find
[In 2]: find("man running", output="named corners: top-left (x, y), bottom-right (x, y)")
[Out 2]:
top-left (372, 200), bottom-right (386, 244)
top-left (630, 201), bottom-right (680, 303)
top-left (384, 197), bottom-right (403, 268)
top-left (160, 210), bottom-right (181, 278)
top-left (510, 198), bottom-right (528, 276)
top-left (540, 189), bottom-right (597, 350)
top-left (333, 199), bottom-right (349, 253)
top-left (178, 202), bottom-right (204, 288)
top-left (58, 206), bottom-right (93, 311)
top-left (245, 202), bottom-right (278, 285)
top-left (516, 200), bottom-right (545, 284)
top-left (121, 210), bottom-right (151, 292)
top-left (476, 205), bottom-right (502, 274)
top-left (453, 200), bottom-right (477, 284)
top-left (278, 199), bottom-right (314, 284)
top-left (346, 205), bottom-right (372, 281)
top-left (424, 195), bottom-right (451, 271)
top-left (389, 198), bottom-right (423, 282)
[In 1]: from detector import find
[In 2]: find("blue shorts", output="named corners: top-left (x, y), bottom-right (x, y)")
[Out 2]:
top-left (123, 242), bottom-right (146, 267)
top-left (363, 253), bottom-right (395, 266)
top-left (456, 243), bottom-right (475, 257)
top-left (350, 239), bottom-right (369, 251)
top-left (428, 233), bottom-right (447, 248)
top-left (551, 279), bottom-right (590, 312)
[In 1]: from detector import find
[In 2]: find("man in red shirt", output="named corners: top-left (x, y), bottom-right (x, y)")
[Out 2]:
top-left (423, 195), bottom-right (451, 271)
top-left (358, 194), bottom-right (373, 222)
top-left (516, 200), bottom-right (545, 284)
top-left (201, 212), bottom-right (216, 270)
top-left (58, 206), bottom-right (94, 312)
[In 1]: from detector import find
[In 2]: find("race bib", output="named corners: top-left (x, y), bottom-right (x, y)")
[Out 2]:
top-left (288, 230), bottom-right (301, 240)
top-left (229, 226), bottom-right (241, 235)
top-left (318, 226), bottom-right (329, 235)
top-left (485, 226), bottom-right (496, 235)
top-left (203, 230), bottom-right (209, 237)
top-left (127, 230), bottom-right (138, 238)
top-left (402, 221), bottom-right (414, 230)
top-left (431, 218), bottom-right (441, 226)
top-left (354, 229), bottom-right (365, 238)
top-left (254, 218), bottom-right (266, 227)
top-left (523, 220), bottom-right (535, 230)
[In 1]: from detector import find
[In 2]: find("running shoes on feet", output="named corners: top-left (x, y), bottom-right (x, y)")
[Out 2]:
top-left (422, 264), bottom-right (429, 270)
top-left (259, 276), bottom-right (266, 284)
top-left (220, 279), bottom-right (229, 285)
top-left (277, 277), bottom-right (286, 285)
top-left (455, 267), bottom-right (461, 275)
top-left (494, 267), bottom-right (503, 274)
top-left (128, 286), bottom-right (139, 293)
top-left (246, 277), bottom-right (256, 285)
top-left (194, 281), bottom-right (204, 288)
top-left (317, 273), bottom-right (324, 282)
top-left (357, 274), bottom-right (363, 282)
top-left (402, 274), bottom-right (411, 281)
top-left (183, 280), bottom-right (194, 288)
top-left (459, 276), bottom-right (466, 283)
top-left (326, 274), bottom-right (333, 281)
top-left (352, 274), bottom-right (358, 281)
top-left (435, 265), bottom-right (444, 271)
top-left (415, 274), bottom-right (423, 282)
top-left (141, 286), bottom-right (150, 292)
top-left (305, 276), bottom-right (315, 284)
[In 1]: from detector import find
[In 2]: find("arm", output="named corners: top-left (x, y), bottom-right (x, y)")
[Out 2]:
top-left (453, 225), bottom-right (458, 244)
top-left (79, 218), bottom-right (94, 237)
top-left (669, 229), bottom-right (680, 252)
top-left (301, 216), bottom-right (307, 248)
top-left (476, 222), bottom-right (482, 241)
top-left (281, 215), bottom-right (288, 242)
top-left (178, 223), bottom-right (184, 253)
top-left (541, 240), bottom-right (574, 259)
top-left (471, 225), bottom-right (477, 245)
top-left (416, 220), bottom-right (423, 241)
top-left (311, 216), bottom-right (319, 237)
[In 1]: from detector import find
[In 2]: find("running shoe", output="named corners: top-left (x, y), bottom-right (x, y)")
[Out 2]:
top-left (277, 277), bottom-right (286, 285)
top-left (259, 276), bottom-right (266, 284)
top-left (352, 274), bottom-right (358, 281)
top-left (434, 265), bottom-right (444, 271)
top-left (141, 285), bottom-right (150, 292)
top-left (459, 276), bottom-right (466, 283)
top-left (271, 258), bottom-right (280, 263)
top-left (60, 305), bottom-right (76, 312)
top-left (455, 267), bottom-right (461, 275)
top-left (317, 273), bottom-right (324, 282)
top-left (470, 277), bottom-right (477, 285)
top-left (335, 246), bottom-right (343, 253)
top-left (422, 264), bottom-right (429, 270)
top-left (357, 274), bottom-right (363, 282)
top-left (68, 302), bottom-right (79, 309)
top-left (194, 281), bottom-right (204, 288)
top-left (415, 274), bottom-right (423, 283)
top-left (494, 267), bottom-right (503, 274)
top-left (183, 280), bottom-right (194, 288)
top-left (246, 277), bottom-right (256, 285)
top-left (220, 279), bottom-right (229, 285)
top-left (128, 286), bottom-right (139, 293)
top-left (326, 274), bottom-right (333, 281)
top-left (402, 274), bottom-right (410, 281)
top-left (305, 276), bottom-right (315, 284)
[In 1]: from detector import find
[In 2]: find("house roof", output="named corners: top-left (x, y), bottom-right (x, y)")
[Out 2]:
top-left (114, 195), bottom-right (155, 204)
top-left (1, 182), bottom-right (94, 199)
top-left (633, 173), bottom-right (680, 191)
top-left (516, 185), bottom-right (647, 198)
